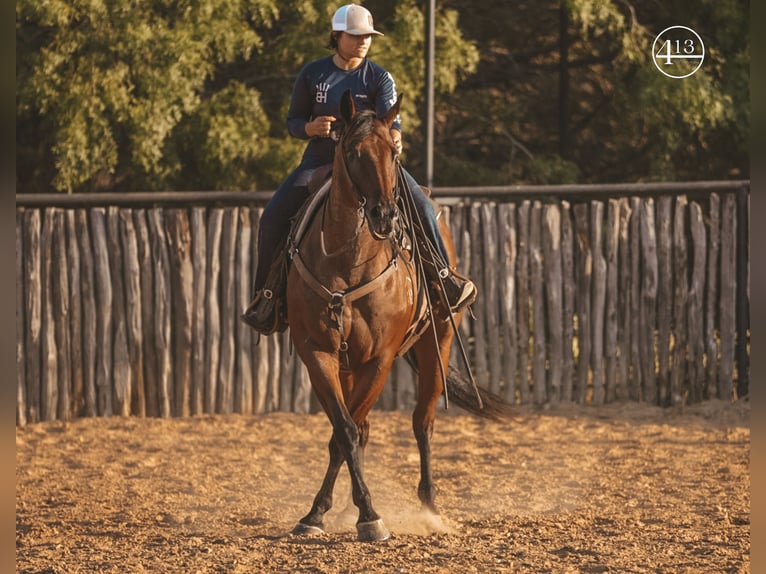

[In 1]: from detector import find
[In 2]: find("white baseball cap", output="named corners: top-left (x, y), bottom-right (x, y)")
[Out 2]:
top-left (332, 4), bottom-right (384, 36)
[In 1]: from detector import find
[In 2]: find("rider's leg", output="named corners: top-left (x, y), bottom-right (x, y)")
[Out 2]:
top-left (252, 171), bottom-right (310, 292)
top-left (242, 170), bottom-right (310, 332)
top-left (401, 169), bottom-right (477, 313)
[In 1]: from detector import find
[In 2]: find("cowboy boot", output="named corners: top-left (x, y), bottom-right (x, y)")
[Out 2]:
top-left (437, 267), bottom-right (477, 314)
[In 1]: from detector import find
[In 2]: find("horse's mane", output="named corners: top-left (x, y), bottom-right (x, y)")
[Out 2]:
top-left (343, 110), bottom-right (379, 152)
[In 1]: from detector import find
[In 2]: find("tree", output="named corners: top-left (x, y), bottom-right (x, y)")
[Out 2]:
top-left (16, 0), bottom-right (479, 192)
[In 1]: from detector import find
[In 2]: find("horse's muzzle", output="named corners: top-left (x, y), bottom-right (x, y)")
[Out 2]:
top-left (367, 203), bottom-right (399, 240)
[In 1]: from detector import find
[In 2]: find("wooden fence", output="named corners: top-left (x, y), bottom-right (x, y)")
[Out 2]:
top-left (15, 182), bottom-right (749, 425)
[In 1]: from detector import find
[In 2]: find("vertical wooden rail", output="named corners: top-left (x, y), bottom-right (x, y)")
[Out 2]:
top-left (107, 207), bottom-right (131, 417)
top-left (23, 209), bottom-right (42, 423)
top-left (670, 196), bottom-right (689, 406)
top-left (134, 210), bottom-right (158, 417)
top-left (205, 209), bottom-right (223, 413)
top-left (542, 203), bottom-right (563, 404)
top-left (498, 203), bottom-right (518, 402)
top-left (148, 208), bottom-right (172, 417)
top-left (91, 208), bottom-right (114, 417)
top-left (718, 193), bottom-right (737, 400)
top-left (66, 211), bottom-right (84, 418)
top-left (470, 204), bottom-right (488, 390)
top-left (218, 208), bottom-right (239, 414)
top-left (529, 202), bottom-right (545, 404)
top-left (639, 199), bottom-right (658, 404)
top-left (735, 186), bottom-right (749, 398)
top-left (573, 203), bottom-right (591, 403)
top-left (516, 201), bottom-right (531, 404)
top-left (482, 203), bottom-right (502, 395)
top-left (250, 208), bottom-right (270, 414)
top-left (77, 209), bottom-right (97, 417)
top-left (655, 197), bottom-right (673, 405)
top-left (121, 209), bottom-right (146, 417)
top-left (616, 199), bottom-right (632, 401)
top-left (16, 211), bottom-right (27, 426)
top-left (190, 207), bottom-right (208, 415)
top-left (41, 209), bottom-right (58, 420)
top-left (590, 201), bottom-right (606, 405)
top-left (628, 197), bottom-right (642, 400)
top-left (167, 208), bottom-right (194, 417)
top-left (687, 201), bottom-right (707, 402)
top-left (705, 194), bottom-right (720, 398)
top-left (604, 199), bottom-right (620, 402)
top-left (560, 202), bottom-right (575, 403)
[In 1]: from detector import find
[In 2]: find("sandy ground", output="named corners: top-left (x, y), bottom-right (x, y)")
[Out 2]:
top-left (16, 400), bottom-right (749, 573)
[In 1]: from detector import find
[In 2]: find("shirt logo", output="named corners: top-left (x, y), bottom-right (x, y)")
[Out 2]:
top-left (315, 82), bottom-right (330, 104)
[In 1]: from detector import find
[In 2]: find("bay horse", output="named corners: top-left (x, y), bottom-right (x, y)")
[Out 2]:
top-left (285, 91), bottom-right (496, 542)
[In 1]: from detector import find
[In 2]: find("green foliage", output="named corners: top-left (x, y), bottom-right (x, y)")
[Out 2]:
top-left (16, 0), bottom-right (748, 191)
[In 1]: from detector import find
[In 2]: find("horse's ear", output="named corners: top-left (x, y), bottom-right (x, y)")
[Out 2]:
top-left (382, 93), bottom-right (403, 128)
top-left (340, 90), bottom-right (355, 124)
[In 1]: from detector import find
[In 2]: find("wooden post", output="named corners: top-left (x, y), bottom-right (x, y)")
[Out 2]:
top-left (573, 203), bottom-right (591, 404)
top-left (205, 209), bottom-right (224, 413)
top-left (23, 209), bottom-right (42, 423)
top-left (670, 196), bottom-right (689, 406)
top-left (218, 207), bottom-right (239, 414)
top-left (543, 203), bottom-right (563, 404)
top-left (616, 199), bottom-right (632, 401)
top-left (639, 199), bottom-right (658, 404)
top-left (120, 209), bottom-right (146, 417)
top-left (148, 208), bottom-right (172, 418)
top-left (705, 193), bottom-right (720, 398)
top-left (41, 209), bottom-right (58, 420)
top-left (530, 202), bottom-right (546, 404)
top-left (133, 210), bottom-right (158, 417)
top-left (687, 201), bottom-right (707, 402)
top-left (481, 203), bottom-right (502, 395)
top-left (167, 208), bottom-right (194, 417)
top-left (235, 207), bottom-right (254, 415)
top-left (735, 186), bottom-right (749, 398)
top-left (16, 211), bottom-right (27, 426)
top-left (516, 201), bottom-right (531, 404)
top-left (52, 209), bottom-right (72, 421)
top-left (628, 197), bottom-right (642, 400)
top-left (604, 199), bottom-right (620, 402)
top-left (65, 211), bottom-right (84, 418)
top-left (107, 207), bottom-right (131, 417)
top-left (91, 208), bottom-right (113, 417)
top-left (719, 192), bottom-right (737, 400)
top-left (560, 201), bottom-right (575, 403)
top-left (470, 204), bottom-right (488, 390)
top-left (190, 207), bottom-right (208, 415)
top-left (498, 203), bottom-right (518, 403)
top-left (655, 196), bottom-right (672, 405)
top-left (77, 210), bottom-right (97, 417)
top-left (590, 201), bottom-right (606, 405)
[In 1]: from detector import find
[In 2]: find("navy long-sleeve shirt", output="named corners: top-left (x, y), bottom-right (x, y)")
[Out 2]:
top-left (287, 56), bottom-right (401, 169)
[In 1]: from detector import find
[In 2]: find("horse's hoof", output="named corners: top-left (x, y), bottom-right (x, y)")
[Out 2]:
top-left (292, 522), bottom-right (325, 536)
top-left (356, 518), bottom-right (390, 542)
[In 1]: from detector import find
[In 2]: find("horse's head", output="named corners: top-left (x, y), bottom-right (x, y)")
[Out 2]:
top-left (338, 90), bottom-right (402, 240)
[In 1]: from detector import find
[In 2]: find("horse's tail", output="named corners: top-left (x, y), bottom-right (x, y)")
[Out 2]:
top-left (404, 353), bottom-right (513, 421)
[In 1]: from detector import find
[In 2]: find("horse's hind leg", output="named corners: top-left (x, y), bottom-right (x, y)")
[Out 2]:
top-left (411, 330), bottom-right (453, 515)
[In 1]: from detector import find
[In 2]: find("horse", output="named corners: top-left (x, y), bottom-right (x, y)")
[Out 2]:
top-left (285, 90), bottom-right (500, 542)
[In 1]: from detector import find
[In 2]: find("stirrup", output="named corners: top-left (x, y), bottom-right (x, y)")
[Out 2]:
top-left (240, 289), bottom-right (285, 335)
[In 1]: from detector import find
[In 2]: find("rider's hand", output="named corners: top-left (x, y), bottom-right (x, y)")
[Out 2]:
top-left (391, 129), bottom-right (402, 155)
top-left (307, 116), bottom-right (337, 138)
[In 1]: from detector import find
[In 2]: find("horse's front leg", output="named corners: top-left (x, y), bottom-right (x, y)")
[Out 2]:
top-left (293, 434), bottom-right (344, 535)
top-left (293, 418), bottom-right (371, 534)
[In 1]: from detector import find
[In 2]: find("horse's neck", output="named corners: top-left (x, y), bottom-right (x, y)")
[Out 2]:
top-left (322, 182), bottom-right (372, 259)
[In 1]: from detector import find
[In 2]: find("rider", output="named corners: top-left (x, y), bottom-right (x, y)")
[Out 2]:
top-left (242, 4), bottom-right (476, 333)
